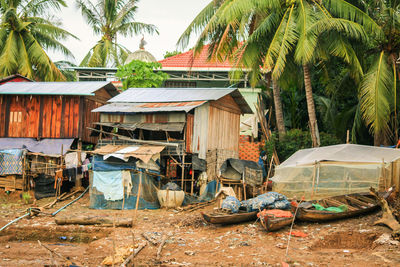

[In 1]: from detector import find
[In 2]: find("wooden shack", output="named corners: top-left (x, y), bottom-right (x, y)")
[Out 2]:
top-left (0, 81), bottom-right (118, 143)
top-left (0, 81), bottom-right (119, 191)
top-left (92, 88), bottom-right (252, 193)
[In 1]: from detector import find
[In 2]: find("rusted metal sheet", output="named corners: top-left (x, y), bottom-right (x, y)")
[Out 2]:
top-left (186, 114), bottom-right (194, 153)
top-left (93, 101), bottom-right (205, 113)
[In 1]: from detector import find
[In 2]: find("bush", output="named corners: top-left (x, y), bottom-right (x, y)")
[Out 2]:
top-left (264, 129), bottom-right (341, 162)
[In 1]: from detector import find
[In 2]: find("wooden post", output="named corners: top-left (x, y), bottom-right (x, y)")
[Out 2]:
top-left (191, 167), bottom-right (194, 195)
top-left (133, 172), bottom-right (142, 224)
top-left (22, 154), bottom-right (26, 191)
top-left (76, 141), bottom-right (82, 189)
top-left (311, 161), bottom-right (317, 199)
top-left (346, 130), bottom-right (350, 144)
top-left (181, 154), bottom-right (185, 191)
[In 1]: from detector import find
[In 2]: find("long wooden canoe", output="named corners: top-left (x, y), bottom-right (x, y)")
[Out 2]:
top-left (201, 210), bottom-right (258, 225)
top-left (295, 192), bottom-right (383, 222)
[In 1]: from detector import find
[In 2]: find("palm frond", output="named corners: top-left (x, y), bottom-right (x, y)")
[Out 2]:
top-left (359, 51), bottom-right (393, 136)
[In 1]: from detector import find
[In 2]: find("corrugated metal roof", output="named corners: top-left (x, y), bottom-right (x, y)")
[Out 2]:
top-left (0, 81), bottom-right (118, 96)
top-left (92, 101), bottom-right (206, 113)
top-left (108, 88), bottom-right (237, 103)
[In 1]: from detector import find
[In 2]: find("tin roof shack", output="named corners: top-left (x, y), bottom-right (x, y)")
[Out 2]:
top-left (92, 87), bottom-right (252, 193)
top-left (0, 81), bottom-right (118, 144)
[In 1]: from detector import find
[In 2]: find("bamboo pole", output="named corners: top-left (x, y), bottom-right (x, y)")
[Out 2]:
top-left (133, 172), bottom-right (142, 224)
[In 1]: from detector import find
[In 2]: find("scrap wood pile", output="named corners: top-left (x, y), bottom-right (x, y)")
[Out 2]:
top-left (370, 187), bottom-right (400, 240)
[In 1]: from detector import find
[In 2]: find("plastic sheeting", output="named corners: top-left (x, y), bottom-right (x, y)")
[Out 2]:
top-left (220, 192), bottom-right (291, 213)
top-left (90, 170), bottom-right (160, 210)
top-left (270, 144), bottom-right (400, 200)
top-left (0, 138), bottom-right (73, 156)
top-left (92, 171), bottom-right (124, 201)
top-left (241, 192), bottom-right (291, 212)
top-left (92, 155), bottom-right (137, 171)
top-left (280, 144), bottom-right (400, 167)
top-left (272, 162), bottom-right (382, 200)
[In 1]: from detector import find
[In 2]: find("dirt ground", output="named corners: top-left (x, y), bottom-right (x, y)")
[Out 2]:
top-left (0, 190), bottom-right (399, 266)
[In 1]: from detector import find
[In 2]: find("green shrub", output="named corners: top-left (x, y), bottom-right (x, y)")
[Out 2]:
top-left (264, 129), bottom-right (341, 162)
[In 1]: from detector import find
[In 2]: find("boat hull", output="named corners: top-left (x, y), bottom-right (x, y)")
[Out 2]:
top-left (260, 216), bottom-right (293, 231)
top-left (201, 211), bottom-right (258, 225)
top-left (295, 193), bottom-right (380, 222)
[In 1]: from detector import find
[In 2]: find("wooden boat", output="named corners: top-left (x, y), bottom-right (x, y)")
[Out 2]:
top-left (201, 210), bottom-right (258, 225)
top-left (294, 192), bottom-right (384, 222)
top-left (258, 209), bottom-right (294, 231)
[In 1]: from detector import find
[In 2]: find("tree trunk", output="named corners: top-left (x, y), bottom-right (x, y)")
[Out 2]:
top-left (272, 80), bottom-right (286, 138)
top-left (303, 64), bottom-right (319, 147)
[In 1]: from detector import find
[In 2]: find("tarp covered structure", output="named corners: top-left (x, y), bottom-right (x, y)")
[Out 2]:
top-left (0, 138), bottom-right (74, 156)
top-left (90, 155), bottom-right (160, 210)
top-left (271, 144), bottom-right (400, 200)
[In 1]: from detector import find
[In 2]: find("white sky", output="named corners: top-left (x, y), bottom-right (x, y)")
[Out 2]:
top-left (49, 0), bottom-right (210, 64)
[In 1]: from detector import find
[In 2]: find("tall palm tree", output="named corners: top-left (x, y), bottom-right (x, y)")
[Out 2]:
top-left (179, 0), bottom-right (376, 147)
top-left (352, 0), bottom-right (400, 145)
top-left (76, 0), bottom-right (158, 67)
top-left (0, 0), bottom-right (77, 81)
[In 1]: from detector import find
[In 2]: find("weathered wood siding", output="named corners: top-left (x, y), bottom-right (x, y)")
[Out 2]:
top-left (0, 87), bottom-right (112, 143)
top-left (192, 103), bottom-right (210, 158)
top-left (192, 95), bottom-right (241, 158)
top-left (186, 113), bottom-right (194, 153)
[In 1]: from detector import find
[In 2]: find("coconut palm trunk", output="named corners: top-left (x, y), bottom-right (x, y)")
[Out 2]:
top-left (272, 80), bottom-right (286, 138)
top-left (303, 64), bottom-right (319, 147)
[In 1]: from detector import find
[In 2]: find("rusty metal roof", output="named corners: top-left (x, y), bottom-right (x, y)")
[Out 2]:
top-left (109, 88), bottom-right (236, 103)
top-left (0, 81), bottom-right (119, 96)
top-left (106, 88), bottom-right (252, 114)
top-left (92, 101), bottom-right (206, 113)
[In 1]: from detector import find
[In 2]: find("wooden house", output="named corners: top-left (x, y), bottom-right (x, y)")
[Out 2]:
top-left (92, 87), bottom-right (252, 192)
top-left (0, 81), bottom-right (118, 144)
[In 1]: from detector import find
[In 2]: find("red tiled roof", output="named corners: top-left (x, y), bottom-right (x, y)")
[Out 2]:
top-left (158, 45), bottom-right (233, 69)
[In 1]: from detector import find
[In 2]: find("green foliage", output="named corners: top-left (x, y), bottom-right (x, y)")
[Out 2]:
top-left (163, 50), bottom-right (181, 59)
top-left (77, 0), bottom-right (158, 67)
top-left (0, 0), bottom-right (76, 81)
top-left (22, 192), bottom-right (31, 204)
top-left (116, 60), bottom-right (169, 89)
top-left (265, 129), bottom-right (341, 162)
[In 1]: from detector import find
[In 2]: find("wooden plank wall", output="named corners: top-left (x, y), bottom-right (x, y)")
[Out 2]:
top-left (0, 95), bottom-right (80, 139)
top-left (0, 87), bottom-right (114, 143)
top-left (207, 94), bottom-right (241, 153)
top-left (0, 96), bottom-right (7, 136)
top-left (186, 113), bottom-right (194, 153)
top-left (82, 98), bottom-right (102, 143)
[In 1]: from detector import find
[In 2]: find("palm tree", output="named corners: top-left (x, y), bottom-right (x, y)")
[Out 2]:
top-left (76, 0), bottom-right (158, 67)
top-left (351, 0), bottom-right (400, 145)
top-left (179, 0), bottom-right (376, 147)
top-left (0, 0), bottom-right (77, 81)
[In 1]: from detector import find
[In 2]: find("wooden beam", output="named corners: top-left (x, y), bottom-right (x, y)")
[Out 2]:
top-left (87, 127), bottom-right (178, 147)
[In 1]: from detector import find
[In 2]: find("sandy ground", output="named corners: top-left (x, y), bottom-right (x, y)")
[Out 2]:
top-left (0, 191), bottom-right (399, 267)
